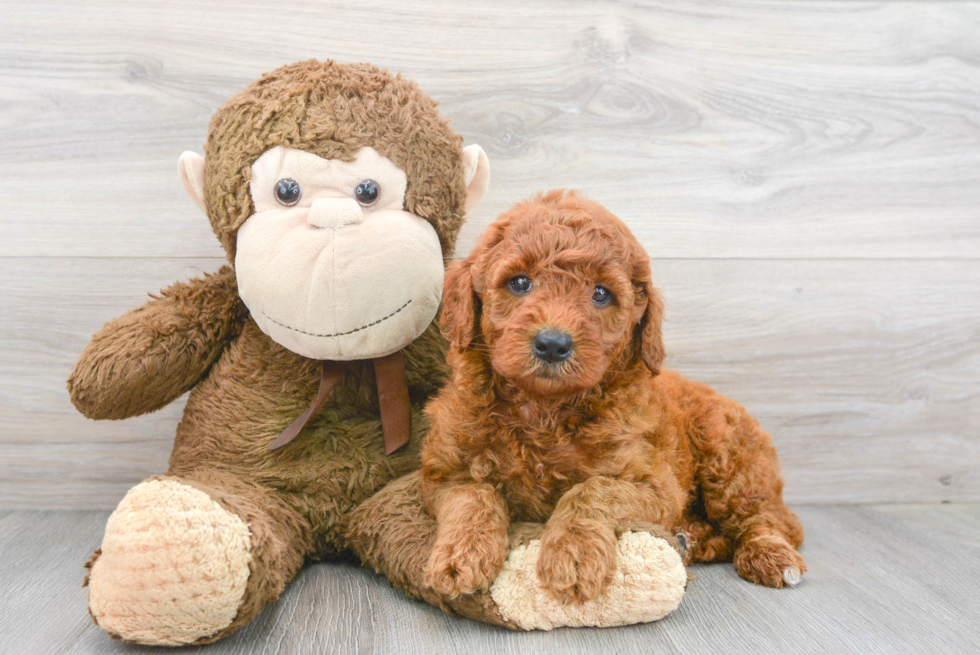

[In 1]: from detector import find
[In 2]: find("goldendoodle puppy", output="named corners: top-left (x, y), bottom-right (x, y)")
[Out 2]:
top-left (421, 190), bottom-right (805, 603)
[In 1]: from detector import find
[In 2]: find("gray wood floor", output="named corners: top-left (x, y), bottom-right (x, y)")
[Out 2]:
top-left (1, 505), bottom-right (977, 654)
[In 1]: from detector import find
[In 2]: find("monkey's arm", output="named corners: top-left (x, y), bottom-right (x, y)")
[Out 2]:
top-left (68, 265), bottom-right (245, 420)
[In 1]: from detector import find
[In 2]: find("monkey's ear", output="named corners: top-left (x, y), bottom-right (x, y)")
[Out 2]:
top-left (440, 258), bottom-right (480, 351)
top-left (462, 144), bottom-right (490, 214)
top-left (633, 261), bottom-right (666, 376)
top-left (178, 151), bottom-right (207, 213)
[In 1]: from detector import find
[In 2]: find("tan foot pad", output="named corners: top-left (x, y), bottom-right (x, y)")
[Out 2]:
top-left (490, 531), bottom-right (687, 630)
top-left (87, 479), bottom-right (252, 646)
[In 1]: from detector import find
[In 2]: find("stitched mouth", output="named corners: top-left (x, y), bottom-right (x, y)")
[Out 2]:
top-left (262, 299), bottom-right (412, 338)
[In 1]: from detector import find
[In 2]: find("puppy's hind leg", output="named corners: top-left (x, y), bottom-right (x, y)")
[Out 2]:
top-left (695, 401), bottom-right (805, 588)
top-left (730, 504), bottom-right (806, 588)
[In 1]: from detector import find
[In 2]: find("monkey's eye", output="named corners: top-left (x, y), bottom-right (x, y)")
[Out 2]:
top-left (592, 285), bottom-right (613, 306)
top-left (274, 178), bottom-right (302, 206)
top-left (354, 179), bottom-right (380, 206)
top-left (509, 276), bottom-right (532, 295)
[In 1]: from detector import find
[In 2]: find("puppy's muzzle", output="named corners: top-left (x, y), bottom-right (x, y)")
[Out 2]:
top-left (532, 329), bottom-right (573, 364)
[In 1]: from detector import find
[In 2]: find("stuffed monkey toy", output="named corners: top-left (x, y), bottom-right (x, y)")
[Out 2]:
top-left (69, 60), bottom-right (687, 646)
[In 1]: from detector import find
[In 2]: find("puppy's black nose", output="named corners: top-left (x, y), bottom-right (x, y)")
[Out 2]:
top-left (533, 329), bottom-right (573, 363)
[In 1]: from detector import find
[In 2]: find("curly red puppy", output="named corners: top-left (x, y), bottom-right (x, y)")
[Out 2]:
top-left (421, 190), bottom-right (805, 603)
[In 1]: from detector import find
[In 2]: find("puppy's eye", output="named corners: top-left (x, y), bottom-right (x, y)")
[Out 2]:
top-left (592, 285), bottom-right (613, 306)
top-left (509, 276), bottom-right (532, 294)
top-left (354, 179), bottom-right (380, 206)
top-left (275, 178), bottom-right (302, 206)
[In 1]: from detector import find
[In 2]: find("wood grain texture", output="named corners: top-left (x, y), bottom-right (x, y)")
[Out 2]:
top-left (1, 505), bottom-right (978, 653)
top-left (0, 0), bottom-right (978, 259)
top-left (2, 257), bottom-right (976, 508)
top-left (1, 0), bottom-right (978, 508)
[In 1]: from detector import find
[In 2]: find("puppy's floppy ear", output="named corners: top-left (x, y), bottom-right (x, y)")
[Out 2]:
top-left (440, 258), bottom-right (479, 351)
top-left (633, 260), bottom-right (666, 376)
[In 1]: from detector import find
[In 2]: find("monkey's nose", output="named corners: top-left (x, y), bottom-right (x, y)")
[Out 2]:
top-left (532, 329), bottom-right (574, 363)
top-left (307, 198), bottom-right (363, 229)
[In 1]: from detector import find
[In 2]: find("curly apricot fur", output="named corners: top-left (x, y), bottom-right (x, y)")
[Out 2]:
top-left (422, 190), bottom-right (805, 601)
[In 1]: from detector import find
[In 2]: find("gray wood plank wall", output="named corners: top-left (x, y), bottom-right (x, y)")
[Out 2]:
top-left (1, 0), bottom-right (977, 509)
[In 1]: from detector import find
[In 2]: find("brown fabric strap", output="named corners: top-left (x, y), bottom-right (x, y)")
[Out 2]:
top-left (268, 353), bottom-right (413, 454)
top-left (268, 360), bottom-right (347, 451)
top-left (373, 351), bottom-right (412, 455)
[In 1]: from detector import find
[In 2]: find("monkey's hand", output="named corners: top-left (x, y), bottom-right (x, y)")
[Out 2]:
top-left (68, 266), bottom-right (244, 420)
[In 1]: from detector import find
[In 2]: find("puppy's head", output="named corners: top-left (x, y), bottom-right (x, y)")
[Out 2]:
top-left (442, 190), bottom-right (664, 398)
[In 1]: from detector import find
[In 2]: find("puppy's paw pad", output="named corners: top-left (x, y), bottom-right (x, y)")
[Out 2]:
top-left (423, 556), bottom-right (462, 597)
top-left (782, 566), bottom-right (803, 586)
top-left (424, 536), bottom-right (504, 597)
top-left (492, 531), bottom-right (687, 630)
top-left (537, 552), bottom-right (611, 604)
top-left (537, 525), bottom-right (617, 604)
top-left (734, 535), bottom-right (806, 588)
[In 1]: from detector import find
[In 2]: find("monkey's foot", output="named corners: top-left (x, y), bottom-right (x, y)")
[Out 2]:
top-left (86, 479), bottom-right (252, 646)
top-left (489, 530), bottom-right (687, 630)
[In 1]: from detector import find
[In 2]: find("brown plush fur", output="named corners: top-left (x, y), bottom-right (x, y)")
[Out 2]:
top-left (68, 60), bottom-right (485, 643)
top-left (203, 59), bottom-right (467, 259)
top-left (421, 190), bottom-right (805, 604)
top-left (67, 266), bottom-right (247, 420)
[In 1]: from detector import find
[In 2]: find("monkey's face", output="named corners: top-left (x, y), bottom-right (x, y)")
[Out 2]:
top-left (179, 61), bottom-right (492, 361)
top-left (234, 146), bottom-right (445, 360)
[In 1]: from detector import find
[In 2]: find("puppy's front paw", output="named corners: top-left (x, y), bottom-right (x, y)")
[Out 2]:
top-left (537, 520), bottom-right (617, 604)
top-left (734, 534), bottom-right (806, 588)
top-left (424, 531), bottom-right (506, 597)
